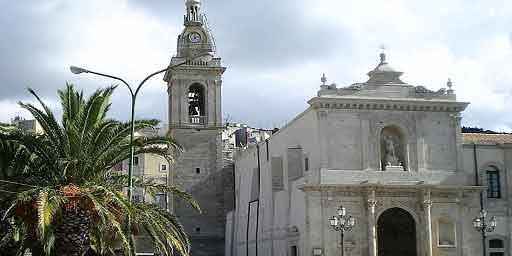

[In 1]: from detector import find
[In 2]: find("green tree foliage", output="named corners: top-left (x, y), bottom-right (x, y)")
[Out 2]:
top-left (0, 84), bottom-right (199, 256)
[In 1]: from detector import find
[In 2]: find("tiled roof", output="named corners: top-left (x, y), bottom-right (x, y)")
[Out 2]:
top-left (463, 133), bottom-right (512, 145)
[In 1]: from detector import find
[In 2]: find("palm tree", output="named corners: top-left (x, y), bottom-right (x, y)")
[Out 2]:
top-left (0, 84), bottom-right (199, 256)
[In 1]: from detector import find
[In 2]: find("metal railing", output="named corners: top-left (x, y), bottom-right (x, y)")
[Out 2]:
top-left (189, 116), bottom-right (206, 125)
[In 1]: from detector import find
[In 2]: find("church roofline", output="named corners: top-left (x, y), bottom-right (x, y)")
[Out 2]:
top-left (308, 96), bottom-right (469, 113)
top-left (462, 133), bottom-right (512, 146)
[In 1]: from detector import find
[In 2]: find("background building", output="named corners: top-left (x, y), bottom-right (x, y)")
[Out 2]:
top-left (10, 116), bottom-right (43, 134)
top-left (222, 123), bottom-right (273, 161)
top-left (113, 127), bottom-right (172, 253)
top-left (228, 53), bottom-right (512, 256)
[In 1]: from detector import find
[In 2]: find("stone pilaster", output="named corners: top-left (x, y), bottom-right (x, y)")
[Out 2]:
top-left (367, 189), bottom-right (377, 256)
top-left (423, 190), bottom-right (433, 256)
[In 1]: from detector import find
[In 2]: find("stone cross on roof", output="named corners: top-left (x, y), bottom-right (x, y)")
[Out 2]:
top-left (366, 51), bottom-right (405, 85)
top-left (321, 73), bottom-right (327, 85)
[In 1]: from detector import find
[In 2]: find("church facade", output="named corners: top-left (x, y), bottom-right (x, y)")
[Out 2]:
top-left (160, 1), bottom-right (511, 256)
top-left (227, 53), bottom-right (512, 256)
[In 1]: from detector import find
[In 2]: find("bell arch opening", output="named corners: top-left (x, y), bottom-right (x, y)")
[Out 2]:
top-left (377, 207), bottom-right (417, 256)
top-left (188, 83), bottom-right (205, 124)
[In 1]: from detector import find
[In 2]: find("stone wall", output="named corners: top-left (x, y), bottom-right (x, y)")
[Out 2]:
top-left (171, 128), bottom-right (234, 256)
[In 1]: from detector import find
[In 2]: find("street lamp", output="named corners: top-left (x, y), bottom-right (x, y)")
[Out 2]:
top-left (70, 52), bottom-right (210, 249)
top-left (329, 205), bottom-right (356, 256)
top-left (473, 209), bottom-right (497, 256)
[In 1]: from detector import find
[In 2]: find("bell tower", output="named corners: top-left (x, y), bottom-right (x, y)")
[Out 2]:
top-left (163, 1), bottom-right (228, 255)
top-left (165, 0), bottom-right (225, 128)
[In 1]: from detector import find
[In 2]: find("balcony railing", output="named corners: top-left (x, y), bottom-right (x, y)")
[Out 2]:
top-left (189, 116), bottom-right (206, 125)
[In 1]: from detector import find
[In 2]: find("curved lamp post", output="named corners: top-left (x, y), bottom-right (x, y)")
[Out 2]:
top-left (329, 205), bottom-right (356, 256)
top-left (473, 209), bottom-right (497, 256)
top-left (70, 52), bottom-right (210, 250)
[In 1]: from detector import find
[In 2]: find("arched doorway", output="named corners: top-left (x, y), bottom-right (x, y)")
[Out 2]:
top-left (377, 207), bottom-right (417, 256)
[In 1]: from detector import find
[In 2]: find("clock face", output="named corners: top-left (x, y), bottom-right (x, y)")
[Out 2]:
top-left (189, 32), bottom-right (202, 43)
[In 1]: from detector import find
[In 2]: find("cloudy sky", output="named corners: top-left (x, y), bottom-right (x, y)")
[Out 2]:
top-left (1, 0), bottom-right (511, 131)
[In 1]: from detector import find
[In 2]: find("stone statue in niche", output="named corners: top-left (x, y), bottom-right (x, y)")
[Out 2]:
top-left (380, 126), bottom-right (406, 171)
top-left (384, 135), bottom-right (399, 166)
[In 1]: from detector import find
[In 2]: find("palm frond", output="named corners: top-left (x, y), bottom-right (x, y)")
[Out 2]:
top-left (2, 85), bottom-right (198, 255)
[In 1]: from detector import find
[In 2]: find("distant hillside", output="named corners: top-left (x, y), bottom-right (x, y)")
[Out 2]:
top-left (462, 126), bottom-right (511, 134)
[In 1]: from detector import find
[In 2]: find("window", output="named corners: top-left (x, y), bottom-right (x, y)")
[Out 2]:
top-left (133, 156), bottom-right (139, 166)
top-left (487, 167), bottom-right (501, 198)
top-left (287, 148), bottom-right (304, 181)
top-left (290, 246), bottom-right (298, 256)
top-left (196, 168), bottom-right (201, 174)
top-left (490, 239), bottom-right (504, 249)
top-left (488, 238), bottom-right (505, 256)
top-left (133, 195), bottom-right (143, 203)
top-left (195, 227), bottom-right (201, 234)
top-left (271, 157), bottom-right (284, 191)
top-left (161, 164), bottom-right (167, 172)
top-left (304, 157), bottom-right (309, 171)
top-left (154, 194), bottom-right (167, 209)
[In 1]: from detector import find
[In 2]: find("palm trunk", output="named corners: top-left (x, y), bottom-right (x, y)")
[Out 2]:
top-left (53, 208), bottom-right (92, 256)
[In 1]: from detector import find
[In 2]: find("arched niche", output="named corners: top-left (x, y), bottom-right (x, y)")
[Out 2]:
top-left (380, 125), bottom-right (407, 171)
top-left (437, 217), bottom-right (456, 247)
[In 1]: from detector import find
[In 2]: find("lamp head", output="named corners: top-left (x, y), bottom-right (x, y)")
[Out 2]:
top-left (70, 66), bottom-right (88, 75)
top-left (337, 206), bottom-right (346, 217)
top-left (490, 217), bottom-right (497, 228)
top-left (348, 216), bottom-right (356, 227)
top-left (330, 216), bottom-right (338, 227)
top-left (473, 217), bottom-right (482, 229)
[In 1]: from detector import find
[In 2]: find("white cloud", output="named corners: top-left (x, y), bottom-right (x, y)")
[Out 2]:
top-left (64, 1), bottom-right (179, 91)
top-left (0, 98), bottom-right (60, 123)
top-left (2, 0), bottom-right (512, 131)
top-left (296, 0), bottom-right (512, 131)
top-left (0, 101), bottom-right (25, 123)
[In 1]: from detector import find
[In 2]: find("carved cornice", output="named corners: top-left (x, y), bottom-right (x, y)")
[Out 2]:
top-left (164, 66), bottom-right (225, 82)
top-left (298, 184), bottom-right (484, 194)
top-left (308, 97), bottom-right (469, 113)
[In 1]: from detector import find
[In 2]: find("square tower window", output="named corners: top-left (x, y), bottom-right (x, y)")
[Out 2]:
top-left (196, 168), bottom-right (201, 174)
top-left (290, 246), bottom-right (298, 256)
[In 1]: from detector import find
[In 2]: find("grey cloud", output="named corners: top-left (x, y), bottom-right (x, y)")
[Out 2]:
top-left (1, 1), bottom-right (512, 131)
